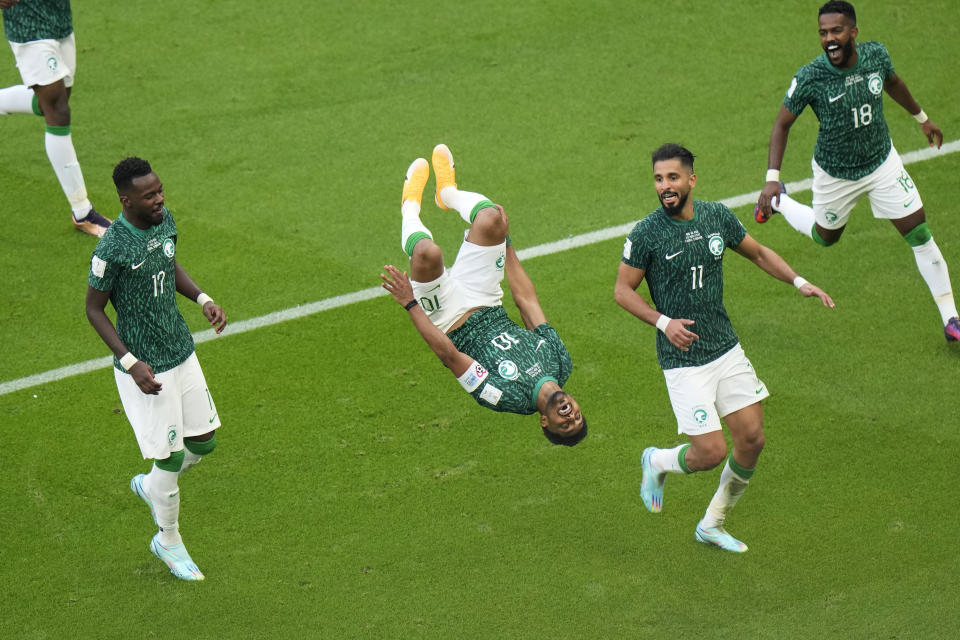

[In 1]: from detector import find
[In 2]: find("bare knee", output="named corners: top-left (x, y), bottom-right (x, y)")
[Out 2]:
top-left (687, 438), bottom-right (727, 471)
top-left (410, 240), bottom-right (443, 281)
top-left (470, 207), bottom-right (508, 243)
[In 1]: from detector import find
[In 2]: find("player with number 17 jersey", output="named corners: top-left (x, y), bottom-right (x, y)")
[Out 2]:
top-left (622, 200), bottom-right (746, 369)
top-left (88, 207), bottom-right (193, 373)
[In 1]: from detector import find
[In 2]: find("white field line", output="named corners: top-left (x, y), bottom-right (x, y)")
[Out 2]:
top-left (2, 140), bottom-right (958, 397)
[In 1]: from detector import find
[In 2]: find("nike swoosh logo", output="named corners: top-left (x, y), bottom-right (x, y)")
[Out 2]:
top-left (755, 387), bottom-right (765, 394)
top-left (131, 259), bottom-right (147, 270)
top-left (665, 251), bottom-right (683, 260)
top-left (427, 284), bottom-right (441, 292)
top-left (828, 92), bottom-right (845, 103)
top-left (208, 413), bottom-right (218, 424)
top-left (535, 339), bottom-right (546, 352)
top-left (903, 199), bottom-right (916, 208)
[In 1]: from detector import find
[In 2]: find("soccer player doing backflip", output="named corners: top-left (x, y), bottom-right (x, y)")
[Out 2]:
top-left (380, 144), bottom-right (586, 445)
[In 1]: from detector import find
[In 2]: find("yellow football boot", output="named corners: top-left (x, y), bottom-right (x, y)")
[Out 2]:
top-left (431, 143), bottom-right (457, 210)
top-left (402, 157), bottom-right (429, 206)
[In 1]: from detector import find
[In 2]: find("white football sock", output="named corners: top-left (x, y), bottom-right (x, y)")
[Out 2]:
top-left (44, 130), bottom-right (92, 219)
top-left (401, 200), bottom-right (432, 256)
top-left (439, 186), bottom-right (489, 225)
top-left (912, 238), bottom-right (958, 324)
top-left (650, 445), bottom-right (688, 474)
top-left (0, 85), bottom-right (34, 115)
top-left (179, 450), bottom-right (203, 475)
top-left (774, 193), bottom-right (815, 239)
top-left (145, 465), bottom-right (183, 546)
top-left (701, 459), bottom-right (750, 529)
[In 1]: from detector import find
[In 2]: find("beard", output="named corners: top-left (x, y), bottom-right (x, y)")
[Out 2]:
top-left (660, 190), bottom-right (689, 216)
top-left (826, 39), bottom-right (855, 67)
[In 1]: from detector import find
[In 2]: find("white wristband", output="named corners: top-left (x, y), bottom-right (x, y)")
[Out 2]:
top-left (914, 109), bottom-right (928, 124)
top-left (196, 292), bottom-right (213, 306)
top-left (119, 352), bottom-right (138, 371)
top-left (655, 314), bottom-right (671, 332)
top-left (765, 169), bottom-right (780, 183)
top-left (793, 276), bottom-right (809, 290)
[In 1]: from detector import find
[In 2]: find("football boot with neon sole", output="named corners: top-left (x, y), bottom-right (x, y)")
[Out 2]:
top-left (150, 534), bottom-right (205, 581)
top-left (945, 317), bottom-right (960, 342)
top-left (130, 473), bottom-right (157, 525)
top-left (754, 181), bottom-right (786, 223)
top-left (695, 521), bottom-right (748, 553)
top-left (639, 446), bottom-right (665, 513)
top-left (402, 157), bottom-right (429, 206)
top-left (72, 207), bottom-right (112, 238)
top-left (431, 143), bottom-right (457, 210)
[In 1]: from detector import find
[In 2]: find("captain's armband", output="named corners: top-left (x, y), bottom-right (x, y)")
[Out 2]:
top-left (457, 361), bottom-right (488, 392)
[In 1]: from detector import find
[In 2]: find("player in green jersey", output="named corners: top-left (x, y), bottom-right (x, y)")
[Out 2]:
top-left (86, 157), bottom-right (226, 581)
top-left (380, 144), bottom-right (586, 446)
top-left (0, 0), bottom-right (110, 236)
top-left (755, 1), bottom-right (959, 342)
top-left (616, 144), bottom-right (833, 552)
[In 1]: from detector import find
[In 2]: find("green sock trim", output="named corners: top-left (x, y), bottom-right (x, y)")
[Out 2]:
top-left (903, 222), bottom-right (932, 247)
top-left (45, 124), bottom-right (71, 136)
top-left (677, 444), bottom-right (692, 474)
top-left (505, 234), bottom-right (512, 248)
top-left (154, 449), bottom-right (185, 472)
top-left (404, 231), bottom-right (431, 257)
top-left (31, 94), bottom-right (43, 116)
top-left (728, 456), bottom-right (755, 480)
top-left (184, 433), bottom-right (217, 456)
top-left (812, 226), bottom-right (836, 247)
top-left (468, 199), bottom-right (496, 224)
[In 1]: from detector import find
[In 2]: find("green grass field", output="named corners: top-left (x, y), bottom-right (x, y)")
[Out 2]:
top-left (2, 1), bottom-right (959, 637)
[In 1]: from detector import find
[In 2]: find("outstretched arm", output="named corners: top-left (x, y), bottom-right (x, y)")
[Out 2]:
top-left (504, 245), bottom-right (547, 329)
top-left (614, 262), bottom-right (699, 352)
top-left (732, 234), bottom-right (835, 308)
top-left (174, 260), bottom-right (226, 333)
top-left (85, 286), bottom-right (163, 394)
top-left (380, 265), bottom-right (474, 377)
top-left (884, 73), bottom-right (942, 149)
top-left (757, 105), bottom-right (799, 217)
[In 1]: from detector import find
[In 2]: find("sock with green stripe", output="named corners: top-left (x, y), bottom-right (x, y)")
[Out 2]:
top-left (905, 225), bottom-right (958, 325)
top-left (401, 200), bottom-right (433, 257)
top-left (701, 456), bottom-right (754, 529)
top-left (650, 444), bottom-right (691, 475)
top-left (439, 187), bottom-right (492, 225)
top-left (145, 451), bottom-right (184, 546)
top-left (44, 125), bottom-right (92, 220)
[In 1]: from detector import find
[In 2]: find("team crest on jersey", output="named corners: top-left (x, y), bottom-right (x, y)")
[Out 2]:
top-left (824, 211), bottom-right (839, 224)
top-left (495, 253), bottom-right (505, 270)
top-left (167, 427), bottom-right (178, 446)
top-left (693, 407), bottom-right (708, 425)
top-left (708, 234), bottom-right (725, 258)
top-left (498, 360), bottom-right (519, 380)
top-left (162, 238), bottom-right (175, 258)
top-left (47, 57), bottom-right (58, 72)
top-left (867, 73), bottom-right (883, 96)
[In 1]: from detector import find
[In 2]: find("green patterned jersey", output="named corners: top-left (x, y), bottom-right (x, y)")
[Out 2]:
top-left (622, 201), bottom-right (746, 370)
top-left (88, 208), bottom-right (194, 374)
top-left (783, 41), bottom-right (895, 180)
top-left (2, 0), bottom-right (73, 43)
top-left (449, 306), bottom-right (573, 415)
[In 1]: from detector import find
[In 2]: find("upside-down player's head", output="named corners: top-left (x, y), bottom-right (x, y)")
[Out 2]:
top-left (539, 389), bottom-right (587, 446)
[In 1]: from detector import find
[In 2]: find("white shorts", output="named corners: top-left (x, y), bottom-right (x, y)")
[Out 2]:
top-left (115, 352), bottom-right (221, 460)
top-left (812, 146), bottom-right (923, 230)
top-left (662, 343), bottom-right (769, 436)
top-left (8, 33), bottom-right (76, 88)
top-left (411, 236), bottom-right (506, 333)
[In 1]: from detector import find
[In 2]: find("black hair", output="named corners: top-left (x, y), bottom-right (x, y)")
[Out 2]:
top-left (819, 1), bottom-right (856, 25)
top-left (113, 157), bottom-right (153, 192)
top-left (542, 417), bottom-right (589, 447)
top-left (651, 143), bottom-right (695, 171)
